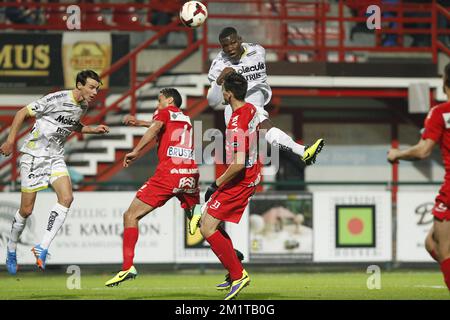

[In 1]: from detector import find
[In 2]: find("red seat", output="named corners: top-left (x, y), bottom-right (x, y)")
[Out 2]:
top-left (45, 6), bottom-right (67, 28)
top-left (113, 6), bottom-right (140, 26)
top-left (85, 6), bottom-right (108, 29)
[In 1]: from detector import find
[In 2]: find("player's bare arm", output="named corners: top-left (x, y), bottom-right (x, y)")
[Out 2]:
top-left (123, 114), bottom-right (153, 128)
top-left (0, 106), bottom-right (31, 157)
top-left (81, 124), bottom-right (110, 134)
top-left (123, 120), bottom-right (164, 167)
top-left (216, 151), bottom-right (246, 186)
top-left (387, 138), bottom-right (436, 163)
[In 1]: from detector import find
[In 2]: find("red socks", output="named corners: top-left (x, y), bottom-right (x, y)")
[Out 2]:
top-left (440, 258), bottom-right (450, 290)
top-left (206, 230), bottom-right (243, 281)
top-left (122, 227), bottom-right (139, 270)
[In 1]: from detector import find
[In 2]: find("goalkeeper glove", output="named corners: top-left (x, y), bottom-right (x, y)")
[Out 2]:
top-left (205, 181), bottom-right (218, 202)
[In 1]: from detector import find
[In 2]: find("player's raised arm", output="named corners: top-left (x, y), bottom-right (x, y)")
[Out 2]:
top-left (123, 120), bottom-right (164, 167)
top-left (207, 67), bottom-right (235, 108)
top-left (79, 124), bottom-right (110, 134)
top-left (123, 114), bottom-right (153, 128)
top-left (0, 106), bottom-right (32, 157)
top-left (387, 138), bottom-right (436, 163)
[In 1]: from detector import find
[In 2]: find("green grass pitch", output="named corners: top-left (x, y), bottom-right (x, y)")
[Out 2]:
top-left (0, 269), bottom-right (448, 300)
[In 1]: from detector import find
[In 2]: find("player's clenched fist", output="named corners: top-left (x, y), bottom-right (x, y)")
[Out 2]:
top-left (94, 124), bottom-right (110, 134)
top-left (123, 115), bottom-right (137, 126)
top-left (387, 148), bottom-right (400, 164)
top-left (0, 141), bottom-right (13, 157)
top-left (216, 67), bottom-right (235, 85)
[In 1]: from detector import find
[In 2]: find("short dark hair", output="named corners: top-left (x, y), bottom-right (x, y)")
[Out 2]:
top-left (219, 27), bottom-right (238, 40)
top-left (444, 63), bottom-right (450, 90)
top-left (223, 72), bottom-right (247, 101)
top-left (76, 70), bottom-right (102, 87)
top-left (160, 88), bottom-right (182, 107)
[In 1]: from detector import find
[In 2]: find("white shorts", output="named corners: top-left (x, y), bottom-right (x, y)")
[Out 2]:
top-left (20, 153), bottom-right (69, 193)
top-left (224, 91), bottom-right (269, 126)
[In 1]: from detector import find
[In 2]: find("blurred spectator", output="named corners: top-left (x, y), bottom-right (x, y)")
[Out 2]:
top-left (5, 0), bottom-right (40, 25)
top-left (404, 0), bottom-right (431, 47)
top-left (381, 0), bottom-right (399, 46)
top-left (438, 0), bottom-right (450, 47)
top-left (147, 0), bottom-right (184, 45)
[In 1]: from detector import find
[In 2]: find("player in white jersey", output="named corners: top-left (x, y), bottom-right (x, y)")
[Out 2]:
top-left (0, 70), bottom-right (109, 274)
top-left (207, 27), bottom-right (324, 167)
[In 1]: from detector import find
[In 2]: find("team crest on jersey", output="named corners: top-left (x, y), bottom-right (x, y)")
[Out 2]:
top-left (179, 177), bottom-right (196, 189)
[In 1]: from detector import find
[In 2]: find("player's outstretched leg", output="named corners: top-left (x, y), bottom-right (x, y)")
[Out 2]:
top-left (302, 138), bottom-right (325, 165)
top-left (224, 269), bottom-right (251, 300)
top-left (31, 244), bottom-right (49, 270)
top-left (105, 266), bottom-right (138, 287)
top-left (216, 249), bottom-right (245, 290)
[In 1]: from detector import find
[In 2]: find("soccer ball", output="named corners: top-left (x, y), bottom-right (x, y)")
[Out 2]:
top-left (179, 1), bottom-right (208, 28)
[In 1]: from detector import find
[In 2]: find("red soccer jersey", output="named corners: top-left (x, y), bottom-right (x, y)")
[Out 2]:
top-left (152, 105), bottom-right (197, 170)
top-left (223, 102), bottom-right (260, 188)
top-left (421, 101), bottom-right (450, 180)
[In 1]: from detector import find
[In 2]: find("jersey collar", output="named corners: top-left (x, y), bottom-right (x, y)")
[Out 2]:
top-left (70, 90), bottom-right (81, 106)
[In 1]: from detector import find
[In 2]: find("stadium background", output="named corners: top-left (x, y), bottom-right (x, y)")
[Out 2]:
top-left (0, 0), bottom-right (449, 300)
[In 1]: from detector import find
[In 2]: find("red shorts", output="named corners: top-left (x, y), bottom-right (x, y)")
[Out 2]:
top-left (433, 183), bottom-right (450, 221)
top-left (137, 169), bottom-right (199, 210)
top-left (206, 183), bottom-right (256, 224)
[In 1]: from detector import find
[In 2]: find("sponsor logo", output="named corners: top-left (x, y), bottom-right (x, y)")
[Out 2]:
top-left (172, 188), bottom-right (198, 194)
top-left (0, 44), bottom-right (50, 77)
top-left (237, 62), bottom-right (265, 75)
top-left (167, 146), bottom-right (194, 160)
top-left (247, 51), bottom-right (256, 57)
top-left (170, 168), bottom-right (199, 174)
top-left (47, 92), bottom-right (67, 102)
top-left (47, 210), bottom-right (59, 231)
top-left (56, 115), bottom-right (80, 126)
top-left (28, 172), bottom-right (49, 179)
top-left (56, 127), bottom-right (72, 138)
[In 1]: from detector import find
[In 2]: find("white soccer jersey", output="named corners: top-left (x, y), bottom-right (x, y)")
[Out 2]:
top-left (208, 42), bottom-right (272, 107)
top-left (20, 90), bottom-right (88, 157)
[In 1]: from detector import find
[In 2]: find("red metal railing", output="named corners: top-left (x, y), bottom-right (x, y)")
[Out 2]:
top-left (0, 1), bottom-right (448, 63)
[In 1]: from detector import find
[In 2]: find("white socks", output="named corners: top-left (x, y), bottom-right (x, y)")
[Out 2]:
top-left (7, 210), bottom-right (27, 252)
top-left (40, 203), bottom-right (69, 250)
top-left (265, 127), bottom-right (305, 157)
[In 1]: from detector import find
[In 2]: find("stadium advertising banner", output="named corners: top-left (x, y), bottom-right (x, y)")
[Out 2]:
top-left (313, 191), bottom-right (392, 262)
top-left (0, 33), bottom-right (128, 88)
top-left (62, 32), bottom-right (112, 89)
top-left (397, 191), bottom-right (437, 262)
top-left (248, 193), bottom-right (313, 262)
top-left (0, 33), bottom-right (63, 87)
top-left (174, 200), bottom-right (249, 263)
top-left (0, 192), bottom-right (176, 264)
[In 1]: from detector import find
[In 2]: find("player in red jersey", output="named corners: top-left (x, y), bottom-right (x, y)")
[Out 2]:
top-left (387, 63), bottom-right (450, 291)
top-left (105, 88), bottom-right (199, 287)
top-left (199, 72), bottom-right (259, 300)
